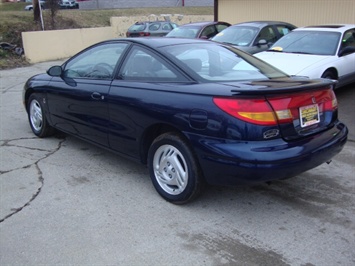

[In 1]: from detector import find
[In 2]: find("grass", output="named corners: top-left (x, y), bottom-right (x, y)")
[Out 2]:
top-left (0, 3), bottom-right (213, 69)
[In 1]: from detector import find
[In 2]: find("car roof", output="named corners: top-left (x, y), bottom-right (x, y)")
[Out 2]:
top-left (231, 21), bottom-right (296, 28)
top-left (132, 21), bottom-right (173, 25)
top-left (109, 37), bottom-right (214, 48)
top-left (294, 24), bottom-right (355, 33)
top-left (179, 21), bottom-right (229, 27)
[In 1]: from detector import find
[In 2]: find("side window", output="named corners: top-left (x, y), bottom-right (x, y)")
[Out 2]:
top-left (341, 29), bottom-right (355, 48)
top-left (63, 43), bottom-right (127, 79)
top-left (256, 26), bottom-right (277, 44)
top-left (119, 46), bottom-right (187, 82)
top-left (201, 25), bottom-right (217, 39)
top-left (149, 23), bottom-right (161, 31)
top-left (216, 24), bottom-right (229, 33)
top-left (277, 25), bottom-right (293, 37)
top-left (162, 23), bottom-right (172, 30)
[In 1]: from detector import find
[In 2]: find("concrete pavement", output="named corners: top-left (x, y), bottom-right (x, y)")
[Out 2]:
top-left (0, 62), bottom-right (354, 265)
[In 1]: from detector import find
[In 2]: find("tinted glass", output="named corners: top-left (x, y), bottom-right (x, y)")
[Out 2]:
top-left (270, 31), bottom-right (341, 55)
top-left (162, 43), bottom-right (288, 81)
top-left (255, 26), bottom-right (277, 44)
top-left (212, 26), bottom-right (258, 46)
top-left (167, 26), bottom-right (199, 38)
top-left (128, 23), bottom-right (146, 31)
top-left (119, 46), bottom-right (187, 82)
top-left (63, 43), bottom-right (128, 79)
top-left (149, 23), bottom-right (161, 31)
top-left (216, 23), bottom-right (229, 33)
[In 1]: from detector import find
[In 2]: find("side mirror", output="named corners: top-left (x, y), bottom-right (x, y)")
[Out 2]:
top-left (257, 39), bottom-right (268, 46)
top-left (47, 66), bottom-right (63, 77)
top-left (338, 46), bottom-right (355, 57)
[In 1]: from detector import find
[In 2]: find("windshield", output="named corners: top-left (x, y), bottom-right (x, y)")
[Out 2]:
top-left (162, 43), bottom-right (288, 82)
top-left (269, 31), bottom-right (341, 55)
top-left (167, 27), bottom-right (199, 38)
top-left (211, 26), bottom-right (258, 46)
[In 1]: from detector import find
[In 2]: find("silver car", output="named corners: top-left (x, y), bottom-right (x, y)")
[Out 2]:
top-left (211, 21), bottom-right (296, 54)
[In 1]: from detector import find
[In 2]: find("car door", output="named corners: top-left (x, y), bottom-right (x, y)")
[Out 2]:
top-left (252, 26), bottom-right (277, 53)
top-left (108, 45), bottom-right (189, 158)
top-left (337, 28), bottom-right (355, 84)
top-left (46, 42), bottom-right (128, 146)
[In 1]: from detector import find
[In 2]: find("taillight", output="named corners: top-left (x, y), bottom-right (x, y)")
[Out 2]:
top-left (126, 32), bottom-right (130, 37)
top-left (139, 32), bottom-right (150, 37)
top-left (213, 86), bottom-right (337, 126)
top-left (213, 97), bottom-right (279, 126)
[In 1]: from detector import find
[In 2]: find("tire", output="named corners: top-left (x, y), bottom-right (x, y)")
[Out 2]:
top-left (321, 70), bottom-right (337, 80)
top-left (148, 132), bottom-right (204, 204)
top-left (27, 94), bottom-right (54, 138)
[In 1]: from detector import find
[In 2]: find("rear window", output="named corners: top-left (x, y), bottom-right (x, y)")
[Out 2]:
top-left (128, 23), bottom-right (146, 31)
top-left (163, 43), bottom-right (288, 82)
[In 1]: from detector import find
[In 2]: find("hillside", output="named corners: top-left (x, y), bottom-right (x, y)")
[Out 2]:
top-left (0, 3), bottom-right (213, 69)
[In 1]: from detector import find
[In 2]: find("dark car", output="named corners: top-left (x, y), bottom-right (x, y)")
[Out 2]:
top-left (126, 21), bottom-right (178, 37)
top-left (211, 21), bottom-right (296, 54)
top-left (165, 21), bottom-right (231, 39)
top-left (23, 38), bottom-right (347, 204)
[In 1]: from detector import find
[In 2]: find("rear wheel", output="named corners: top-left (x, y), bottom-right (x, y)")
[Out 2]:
top-left (27, 94), bottom-right (54, 138)
top-left (148, 132), bottom-right (204, 204)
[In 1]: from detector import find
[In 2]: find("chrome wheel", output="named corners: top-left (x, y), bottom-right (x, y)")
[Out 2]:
top-left (29, 99), bottom-right (43, 132)
top-left (152, 144), bottom-right (188, 195)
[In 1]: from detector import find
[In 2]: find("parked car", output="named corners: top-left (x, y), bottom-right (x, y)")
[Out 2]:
top-left (255, 24), bottom-right (355, 88)
top-left (211, 21), bottom-right (296, 54)
top-left (24, 1), bottom-right (45, 11)
top-left (23, 38), bottom-right (348, 204)
top-left (165, 21), bottom-right (231, 39)
top-left (59, 0), bottom-right (79, 9)
top-left (126, 21), bottom-right (178, 37)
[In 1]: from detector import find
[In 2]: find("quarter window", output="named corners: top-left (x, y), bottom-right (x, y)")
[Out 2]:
top-left (119, 46), bottom-right (187, 82)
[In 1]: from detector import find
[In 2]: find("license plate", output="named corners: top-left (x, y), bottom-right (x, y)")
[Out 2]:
top-left (300, 104), bottom-right (320, 127)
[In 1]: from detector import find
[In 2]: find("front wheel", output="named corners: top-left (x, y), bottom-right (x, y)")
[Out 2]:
top-left (148, 132), bottom-right (204, 204)
top-left (27, 94), bottom-right (54, 138)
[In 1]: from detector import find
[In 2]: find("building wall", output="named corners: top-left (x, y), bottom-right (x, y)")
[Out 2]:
top-left (217, 0), bottom-right (355, 27)
top-left (79, 0), bottom-right (213, 10)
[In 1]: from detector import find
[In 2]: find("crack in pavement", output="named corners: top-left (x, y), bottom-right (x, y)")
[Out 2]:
top-left (0, 136), bottom-right (66, 223)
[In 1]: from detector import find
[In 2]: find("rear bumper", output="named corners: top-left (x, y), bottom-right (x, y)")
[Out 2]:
top-left (188, 122), bottom-right (348, 186)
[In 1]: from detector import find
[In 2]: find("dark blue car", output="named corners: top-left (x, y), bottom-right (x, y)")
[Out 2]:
top-left (23, 38), bottom-right (348, 204)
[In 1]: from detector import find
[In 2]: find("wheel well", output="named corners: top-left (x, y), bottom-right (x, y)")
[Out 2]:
top-left (139, 124), bottom-right (184, 164)
top-left (23, 88), bottom-right (34, 112)
top-left (322, 68), bottom-right (338, 79)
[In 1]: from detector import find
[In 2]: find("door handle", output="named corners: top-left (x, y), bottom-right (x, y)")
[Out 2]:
top-left (91, 92), bottom-right (104, 100)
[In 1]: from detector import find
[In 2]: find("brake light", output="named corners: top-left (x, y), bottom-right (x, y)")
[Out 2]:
top-left (126, 32), bottom-right (130, 37)
top-left (139, 32), bottom-right (150, 37)
top-left (213, 87), bottom-right (337, 126)
top-left (213, 98), bottom-right (279, 126)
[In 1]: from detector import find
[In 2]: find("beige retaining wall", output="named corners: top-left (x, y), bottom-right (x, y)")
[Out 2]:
top-left (22, 15), bottom-right (213, 64)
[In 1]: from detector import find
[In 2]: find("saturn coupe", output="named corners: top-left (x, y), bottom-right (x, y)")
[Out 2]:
top-left (23, 38), bottom-right (348, 204)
